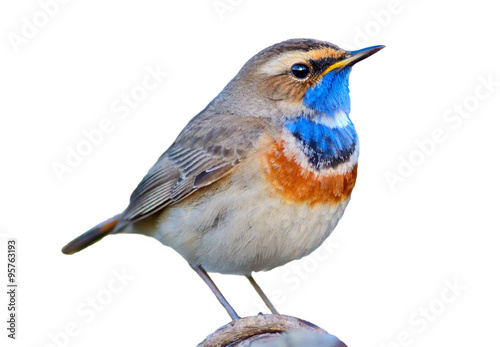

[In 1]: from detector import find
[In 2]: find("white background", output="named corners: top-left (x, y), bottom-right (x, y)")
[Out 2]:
top-left (1, 0), bottom-right (499, 346)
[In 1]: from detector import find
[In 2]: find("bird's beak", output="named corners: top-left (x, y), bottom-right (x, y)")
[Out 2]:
top-left (321, 45), bottom-right (385, 76)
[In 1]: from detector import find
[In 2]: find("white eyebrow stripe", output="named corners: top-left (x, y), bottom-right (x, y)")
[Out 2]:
top-left (259, 47), bottom-right (346, 76)
top-left (259, 51), bottom-right (311, 75)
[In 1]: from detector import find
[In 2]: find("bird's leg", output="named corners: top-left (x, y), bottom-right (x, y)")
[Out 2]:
top-left (191, 264), bottom-right (240, 320)
top-left (246, 275), bottom-right (279, 315)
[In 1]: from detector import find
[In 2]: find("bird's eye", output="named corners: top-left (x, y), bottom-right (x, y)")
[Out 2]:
top-left (291, 64), bottom-right (310, 79)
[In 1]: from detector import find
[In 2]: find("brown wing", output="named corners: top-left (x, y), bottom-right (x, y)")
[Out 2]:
top-left (119, 112), bottom-right (267, 225)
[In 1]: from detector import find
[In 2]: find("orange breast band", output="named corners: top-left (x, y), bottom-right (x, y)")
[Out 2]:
top-left (261, 140), bottom-right (357, 205)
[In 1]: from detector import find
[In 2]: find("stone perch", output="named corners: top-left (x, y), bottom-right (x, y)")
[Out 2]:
top-left (198, 314), bottom-right (347, 346)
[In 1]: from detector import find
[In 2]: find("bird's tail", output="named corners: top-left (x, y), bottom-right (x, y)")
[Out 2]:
top-left (62, 214), bottom-right (120, 255)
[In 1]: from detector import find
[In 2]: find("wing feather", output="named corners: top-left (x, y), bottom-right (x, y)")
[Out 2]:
top-left (119, 113), bottom-right (268, 225)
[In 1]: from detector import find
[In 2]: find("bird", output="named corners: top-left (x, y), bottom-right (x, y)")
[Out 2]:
top-left (62, 38), bottom-right (384, 320)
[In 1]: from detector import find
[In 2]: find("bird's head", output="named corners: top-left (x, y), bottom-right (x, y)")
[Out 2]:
top-left (218, 39), bottom-right (384, 119)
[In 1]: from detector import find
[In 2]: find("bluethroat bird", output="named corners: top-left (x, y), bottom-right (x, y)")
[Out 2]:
top-left (62, 39), bottom-right (384, 320)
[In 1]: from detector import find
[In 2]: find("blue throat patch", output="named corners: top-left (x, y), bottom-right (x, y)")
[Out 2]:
top-left (285, 68), bottom-right (358, 170)
top-left (304, 67), bottom-right (352, 115)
